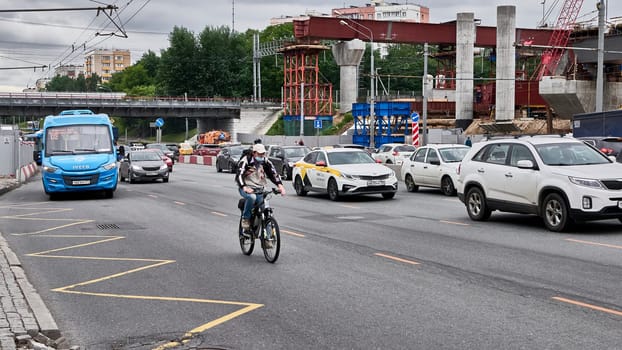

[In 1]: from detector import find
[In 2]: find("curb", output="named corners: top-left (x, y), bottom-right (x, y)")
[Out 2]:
top-left (0, 235), bottom-right (61, 341)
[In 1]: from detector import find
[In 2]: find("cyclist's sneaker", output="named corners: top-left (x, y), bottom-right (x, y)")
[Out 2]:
top-left (241, 218), bottom-right (250, 230)
top-left (263, 239), bottom-right (273, 249)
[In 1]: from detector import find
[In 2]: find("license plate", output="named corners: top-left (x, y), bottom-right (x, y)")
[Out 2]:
top-left (72, 180), bottom-right (90, 185)
top-left (146, 172), bottom-right (157, 176)
top-left (367, 180), bottom-right (384, 186)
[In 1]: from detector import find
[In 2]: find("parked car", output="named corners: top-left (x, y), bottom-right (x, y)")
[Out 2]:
top-left (577, 136), bottom-right (622, 157)
top-left (372, 143), bottom-right (417, 165)
top-left (179, 142), bottom-right (193, 156)
top-left (215, 144), bottom-right (246, 173)
top-left (268, 145), bottom-right (311, 180)
top-left (194, 144), bottom-right (222, 156)
top-left (145, 143), bottom-right (175, 163)
top-left (456, 135), bottom-right (622, 232)
top-left (119, 150), bottom-right (169, 183)
top-left (292, 148), bottom-right (398, 201)
top-left (401, 144), bottom-right (471, 196)
top-left (145, 148), bottom-right (173, 172)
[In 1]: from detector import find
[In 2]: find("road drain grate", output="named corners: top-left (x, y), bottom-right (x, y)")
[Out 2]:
top-left (97, 223), bottom-right (121, 230)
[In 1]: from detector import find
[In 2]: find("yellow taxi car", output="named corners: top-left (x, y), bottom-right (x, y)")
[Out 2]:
top-left (292, 148), bottom-right (398, 201)
top-left (179, 142), bottom-right (193, 156)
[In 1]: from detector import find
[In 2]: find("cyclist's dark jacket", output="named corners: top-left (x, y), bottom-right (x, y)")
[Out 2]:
top-left (235, 154), bottom-right (283, 189)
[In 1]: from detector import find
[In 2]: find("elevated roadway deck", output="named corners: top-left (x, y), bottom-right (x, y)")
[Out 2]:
top-left (0, 93), bottom-right (240, 118)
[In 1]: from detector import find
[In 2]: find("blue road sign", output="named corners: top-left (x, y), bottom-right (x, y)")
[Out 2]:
top-left (155, 118), bottom-right (164, 128)
top-left (314, 119), bottom-right (322, 129)
top-left (410, 112), bottom-right (420, 123)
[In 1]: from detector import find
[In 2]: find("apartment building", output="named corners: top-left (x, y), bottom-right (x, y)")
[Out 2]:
top-left (84, 49), bottom-right (131, 83)
top-left (54, 64), bottom-right (84, 79)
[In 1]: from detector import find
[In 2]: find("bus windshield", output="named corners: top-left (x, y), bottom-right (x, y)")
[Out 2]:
top-left (45, 124), bottom-right (112, 156)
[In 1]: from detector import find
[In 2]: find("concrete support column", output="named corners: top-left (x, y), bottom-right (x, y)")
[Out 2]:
top-left (495, 6), bottom-right (516, 121)
top-left (455, 13), bottom-right (475, 130)
top-left (332, 39), bottom-right (365, 114)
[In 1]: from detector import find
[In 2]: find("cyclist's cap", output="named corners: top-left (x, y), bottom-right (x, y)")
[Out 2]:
top-left (252, 144), bottom-right (266, 154)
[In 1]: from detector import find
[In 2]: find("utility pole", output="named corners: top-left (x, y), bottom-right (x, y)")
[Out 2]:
top-left (422, 43), bottom-right (429, 146)
top-left (595, 0), bottom-right (605, 112)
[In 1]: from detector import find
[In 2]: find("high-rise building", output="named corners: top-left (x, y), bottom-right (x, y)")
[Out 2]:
top-left (84, 49), bottom-right (131, 83)
top-left (332, 1), bottom-right (429, 23)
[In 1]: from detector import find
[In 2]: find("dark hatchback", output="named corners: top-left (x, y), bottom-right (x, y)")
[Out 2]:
top-left (268, 145), bottom-right (311, 180)
top-left (216, 144), bottom-right (246, 173)
top-left (578, 136), bottom-right (622, 157)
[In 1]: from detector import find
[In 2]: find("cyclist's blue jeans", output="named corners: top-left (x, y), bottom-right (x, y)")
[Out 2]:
top-left (239, 187), bottom-right (263, 220)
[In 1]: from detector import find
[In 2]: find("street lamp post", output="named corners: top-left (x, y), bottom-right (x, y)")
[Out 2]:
top-left (339, 20), bottom-right (375, 149)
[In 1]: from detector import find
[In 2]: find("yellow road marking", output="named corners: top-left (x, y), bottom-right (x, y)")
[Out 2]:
top-left (375, 253), bottom-right (420, 265)
top-left (565, 238), bottom-right (622, 250)
top-left (440, 220), bottom-right (470, 226)
top-left (281, 229), bottom-right (305, 238)
top-left (552, 296), bottom-right (622, 317)
top-left (211, 211), bottom-right (227, 217)
top-left (1, 203), bottom-right (267, 347)
top-left (12, 220), bottom-right (94, 236)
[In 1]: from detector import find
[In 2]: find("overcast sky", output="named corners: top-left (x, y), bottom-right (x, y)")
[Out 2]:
top-left (1, 0), bottom-right (620, 92)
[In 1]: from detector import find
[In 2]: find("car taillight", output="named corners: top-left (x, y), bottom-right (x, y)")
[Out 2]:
top-left (600, 147), bottom-right (614, 155)
top-left (392, 151), bottom-right (399, 156)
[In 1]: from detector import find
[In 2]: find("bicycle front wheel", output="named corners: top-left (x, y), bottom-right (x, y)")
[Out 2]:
top-left (261, 217), bottom-right (281, 263)
top-left (239, 217), bottom-right (254, 255)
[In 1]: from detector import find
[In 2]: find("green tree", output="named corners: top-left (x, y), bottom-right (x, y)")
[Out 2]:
top-left (196, 26), bottom-right (252, 97)
top-left (158, 26), bottom-right (201, 96)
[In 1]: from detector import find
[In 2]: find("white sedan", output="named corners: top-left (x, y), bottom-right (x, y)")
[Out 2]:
top-left (292, 148), bottom-right (398, 201)
top-left (372, 143), bottom-right (417, 165)
top-left (401, 144), bottom-right (470, 196)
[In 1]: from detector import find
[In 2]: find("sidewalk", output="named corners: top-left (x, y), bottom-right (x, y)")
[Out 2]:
top-left (0, 176), bottom-right (65, 350)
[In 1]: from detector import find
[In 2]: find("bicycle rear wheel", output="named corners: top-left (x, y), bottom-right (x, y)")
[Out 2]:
top-left (239, 217), bottom-right (254, 255)
top-left (261, 217), bottom-right (280, 263)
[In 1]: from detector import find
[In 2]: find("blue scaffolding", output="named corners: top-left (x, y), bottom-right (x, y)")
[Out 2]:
top-left (352, 102), bottom-right (412, 147)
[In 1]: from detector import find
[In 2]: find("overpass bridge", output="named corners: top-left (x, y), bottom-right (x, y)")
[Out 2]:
top-left (0, 92), bottom-right (240, 118)
top-left (0, 92), bottom-right (282, 139)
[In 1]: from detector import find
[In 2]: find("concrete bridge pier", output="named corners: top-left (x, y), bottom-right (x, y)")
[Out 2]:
top-left (455, 12), bottom-right (475, 130)
top-left (495, 6), bottom-right (516, 122)
top-left (332, 39), bottom-right (366, 114)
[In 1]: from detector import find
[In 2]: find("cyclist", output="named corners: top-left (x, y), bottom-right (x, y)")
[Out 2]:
top-left (235, 143), bottom-right (285, 232)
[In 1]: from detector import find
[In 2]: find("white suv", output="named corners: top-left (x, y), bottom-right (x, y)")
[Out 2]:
top-left (456, 135), bottom-right (622, 232)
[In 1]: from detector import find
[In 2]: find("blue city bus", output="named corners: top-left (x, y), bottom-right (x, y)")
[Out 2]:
top-left (41, 109), bottom-right (118, 199)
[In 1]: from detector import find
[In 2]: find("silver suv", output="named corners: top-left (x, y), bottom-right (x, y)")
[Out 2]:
top-left (456, 135), bottom-right (622, 232)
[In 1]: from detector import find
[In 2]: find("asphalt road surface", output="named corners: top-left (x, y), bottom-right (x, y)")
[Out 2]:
top-left (1, 163), bottom-right (621, 349)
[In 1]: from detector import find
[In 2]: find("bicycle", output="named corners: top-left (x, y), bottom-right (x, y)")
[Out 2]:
top-left (237, 187), bottom-right (281, 263)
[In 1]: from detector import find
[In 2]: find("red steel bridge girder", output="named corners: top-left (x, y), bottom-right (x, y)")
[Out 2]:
top-left (293, 16), bottom-right (556, 48)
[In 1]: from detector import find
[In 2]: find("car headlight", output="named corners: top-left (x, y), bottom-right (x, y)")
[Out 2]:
top-left (341, 172), bottom-right (359, 180)
top-left (160, 164), bottom-right (168, 170)
top-left (103, 162), bottom-right (116, 170)
top-left (43, 166), bottom-right (57, 173)
top-left (131, 165), bottom-right (142, 171)
top-left (569, 176), bottom-right (604, 189)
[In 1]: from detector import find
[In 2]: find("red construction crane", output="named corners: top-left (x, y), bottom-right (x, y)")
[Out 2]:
top-left (533, 0), bottom-right (584, 80)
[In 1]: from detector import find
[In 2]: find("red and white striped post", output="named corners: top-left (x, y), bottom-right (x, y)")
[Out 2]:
top-left (411, 112), bottom-right (420, 147)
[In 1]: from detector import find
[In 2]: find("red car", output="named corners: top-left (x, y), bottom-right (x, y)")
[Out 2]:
top-left (145, 149), bottom-right (173, 172)
top-left (194, 144), bottom-right (222, 157)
